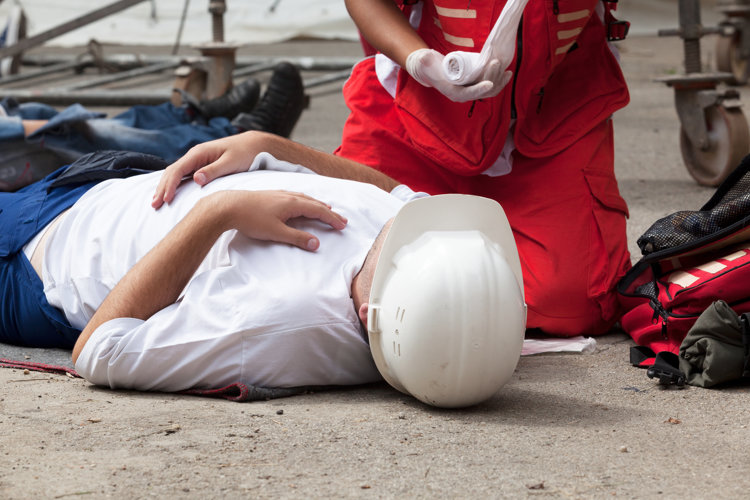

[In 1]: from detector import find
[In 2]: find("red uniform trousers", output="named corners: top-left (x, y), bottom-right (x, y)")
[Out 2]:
top-left (335, 58), bottom-right (631, 336)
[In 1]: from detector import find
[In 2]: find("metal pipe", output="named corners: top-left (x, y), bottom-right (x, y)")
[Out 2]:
top-left (0, 89), bottom-right (171, 106)
top-left (0, 70), bottom-right (352, 106)
top-left (21, 53), bottom-right (151, 71)
top-left (303, 69), bottom-right (352, 89)
top-left (0, 60), bottom-right (91, 85)
top-left (172, 0), bottom-right (191, 55)
top-left (658, 26), bottom-right (724, 37)
top-left (66, 61), bottom-right (180, 90)
top-left (231, 61), bottom-right (280, 78)
top-left (0, 0), bottom-right (150, 60)
top-left (20, 54), bottom-right (361, 71)
top-left (679, 0), bottom-right (703, 74)
top-left (209, 0), bottom-right (227, 43)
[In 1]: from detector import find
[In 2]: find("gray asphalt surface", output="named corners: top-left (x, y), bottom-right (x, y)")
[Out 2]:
top-left (2, 2), bottom-right (750, 498)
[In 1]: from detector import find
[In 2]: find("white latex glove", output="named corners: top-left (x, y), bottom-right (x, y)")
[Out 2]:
top-left (405, 48), bottom-right (506, 103)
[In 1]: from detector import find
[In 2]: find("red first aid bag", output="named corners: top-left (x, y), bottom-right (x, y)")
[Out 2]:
top-left (618, 156), bottom-right (750, 369)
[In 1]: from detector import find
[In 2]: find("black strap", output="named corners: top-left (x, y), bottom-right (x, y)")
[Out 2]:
top-left (740, 313), bottom-right (750, 378)
top-left (630, 345), bottom-right (655, 366)
top-left (646, 352), bottom-right (686, 387)
top-left (630, 346), bottom-right (686, 387)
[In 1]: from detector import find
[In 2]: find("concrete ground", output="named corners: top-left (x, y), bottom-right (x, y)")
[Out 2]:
top-left (2, 3), bottom-right (750, 499)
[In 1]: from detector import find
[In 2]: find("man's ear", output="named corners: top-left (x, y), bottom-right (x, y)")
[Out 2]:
top-left (358, 303), bottom-right (369, 328)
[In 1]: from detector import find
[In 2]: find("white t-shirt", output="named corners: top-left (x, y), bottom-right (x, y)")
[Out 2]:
top-left (42, 165), bottom-right (404, 392)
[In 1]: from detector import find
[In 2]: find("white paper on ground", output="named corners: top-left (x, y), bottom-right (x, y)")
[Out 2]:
top-left (521, 336), bottom-right (597, 356)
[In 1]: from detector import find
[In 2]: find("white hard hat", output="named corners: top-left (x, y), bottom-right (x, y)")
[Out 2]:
top-left (367, 194), bottom-right (526, 408)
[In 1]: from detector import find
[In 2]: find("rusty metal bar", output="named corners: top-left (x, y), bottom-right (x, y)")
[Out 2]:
top-left (209, 0), bottom-right (226, 43)
top-left (0, 89), bottom-right (171, 106)
top-left (303, 69), bottom-right (352, 89)
top-left (0, 0), bottom-right (150, 60)
top-left (0, 69), bottom-right (349, 106)
top-left (0, 60), bottom-right (91, 85)
top-left (65, 61), bottom-right (181, 90)
top-left (20, 54), bottom-right (361, 71)
top-left (231, 61), bottom-right (280, 78)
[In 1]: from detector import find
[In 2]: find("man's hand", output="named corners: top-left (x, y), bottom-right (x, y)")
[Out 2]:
top-left (151, 131), bottom-right (401, 209)
top-left (219, 190), bottom-right (347, 251)
top-left (152, 133), bottom-right (259, 209)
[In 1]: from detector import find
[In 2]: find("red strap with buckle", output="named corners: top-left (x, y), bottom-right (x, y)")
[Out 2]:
top-left (604, 0), bottom-right (630, 41)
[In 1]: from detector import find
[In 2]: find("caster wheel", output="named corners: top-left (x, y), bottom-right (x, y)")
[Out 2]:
top-left (680, 105), bottom-right (750, 186)
top-left (716, 33), bottom-right (750, 85)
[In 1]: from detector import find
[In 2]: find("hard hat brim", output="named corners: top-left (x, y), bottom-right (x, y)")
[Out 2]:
top-left (367, 194), bottom-right (525, 403)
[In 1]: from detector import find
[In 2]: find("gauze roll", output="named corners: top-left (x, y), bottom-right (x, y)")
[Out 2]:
top-left (442, 0), bottom-right (529, 85)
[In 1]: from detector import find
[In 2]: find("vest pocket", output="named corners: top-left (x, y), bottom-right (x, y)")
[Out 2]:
top-left (515, 4), bottom-right (629, 157)
top-left (393, 70), bottom-right (511, 175)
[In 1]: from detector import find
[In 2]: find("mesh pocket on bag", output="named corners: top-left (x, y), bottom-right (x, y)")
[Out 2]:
top-left (637, 161), bottom-right (750, 255)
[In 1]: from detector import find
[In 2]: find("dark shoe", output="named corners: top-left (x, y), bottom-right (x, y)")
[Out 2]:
top-left (231, 62), bottom-right (307, 138)
top-left (200, 78), bottom-right (261, 119)
top-left (175, 78), bottom-right (261, 120)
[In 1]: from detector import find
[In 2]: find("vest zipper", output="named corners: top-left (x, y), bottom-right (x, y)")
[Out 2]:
top-left (553, 0), bottom-right (559, 15)
top-left (510, 18), bottom-right (523, 120)
top-left (536, 87), bottom-right (545, 113)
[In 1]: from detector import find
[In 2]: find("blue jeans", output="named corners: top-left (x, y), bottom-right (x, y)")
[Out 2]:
top-left (0, 166), bottom-right (97, 348)
top-left (0, 148), bottom-right (169, 348)
top-left (0, 98), bottom-right (238, 163)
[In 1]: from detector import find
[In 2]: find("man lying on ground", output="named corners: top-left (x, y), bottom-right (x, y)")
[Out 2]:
top-left (0, 131), bottom-right (526, 407)
top-left (0, 62), bottom-right (306, 191)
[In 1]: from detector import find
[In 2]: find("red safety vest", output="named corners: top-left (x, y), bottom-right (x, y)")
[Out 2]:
top-left (392, 0), bottom-right (629, 174)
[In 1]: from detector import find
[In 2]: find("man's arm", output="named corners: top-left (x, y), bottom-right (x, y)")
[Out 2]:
top-left (345, 0), bottom-right (427, 68)
top-left (72, 189), bottom-right (347, 363)
top-left (152, 131), bottom-right (400, 209)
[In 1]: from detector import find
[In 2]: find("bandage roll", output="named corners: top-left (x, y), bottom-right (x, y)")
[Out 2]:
top-left (442, 51), bottom-right (484, 85)
top-left (442, 0), bottom-right (529, 85)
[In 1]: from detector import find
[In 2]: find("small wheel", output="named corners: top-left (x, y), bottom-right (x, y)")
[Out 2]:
top-left (716, 33), bottom-right (750, 85)
top-left (680, 105), bottom-right (750, 186)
